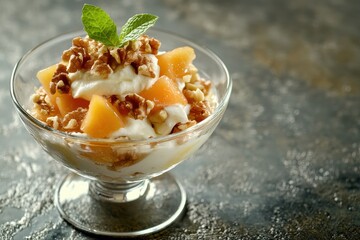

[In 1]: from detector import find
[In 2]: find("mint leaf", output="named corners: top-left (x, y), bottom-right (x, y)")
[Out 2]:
top-left (81, 4), bottom-right (120, 46)
top-left (118, 14), bottom-right (158, 47)
top-left (81, 4), bottom-right (158, 47)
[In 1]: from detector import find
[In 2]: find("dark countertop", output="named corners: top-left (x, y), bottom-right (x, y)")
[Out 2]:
top-left (0, 0), bottom-right (359, 239)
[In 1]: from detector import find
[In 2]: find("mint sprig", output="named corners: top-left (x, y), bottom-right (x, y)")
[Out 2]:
top-left (119, 14), bottom-right (158, 47)
top-left (81, 4), bottom-right (158, 47)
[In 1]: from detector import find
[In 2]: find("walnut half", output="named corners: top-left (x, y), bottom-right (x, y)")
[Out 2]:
top-left (114, 94), bottom-right (154, 120)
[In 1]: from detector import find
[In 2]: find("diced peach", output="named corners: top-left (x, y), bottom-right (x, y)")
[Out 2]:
top-left (56, 95), bottom-right (89, 117)
top-left (36, 64), bottom-right (59, 105)
top-left (139, 76), bottom-right (187, 111)
top-left (81, 95), bottom-right (125, 138)
top-left (157, 46), bottom-right (195, 80)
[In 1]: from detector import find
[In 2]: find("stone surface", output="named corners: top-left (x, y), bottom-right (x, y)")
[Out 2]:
top-left (0, 0), bottom-right (359, 239)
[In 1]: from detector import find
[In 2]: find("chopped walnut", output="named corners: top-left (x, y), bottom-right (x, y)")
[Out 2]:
top-left (90, 59), bottom-right (113, 78)
top-left (185, 79), bottom-right (211, 94)
top-left (65, 46), bottom-right (89, 73)
top-left (130, 40), bottom-right (141, 51)
top-left (185, 82), bottom-right (198, 91)
top-left (114, 94), bottom-right (154, 120)
top-left (138, 63), bottom-right (155, 78)
top-left (130, 54), bottom-right (157, 78)
top-left (188, 64), bottom-right (199, 78)
top-left (138, 35), bottom-right (161, 54)
top-left (108, 151), bottom-right (147, 170)
top-left (135, 52), bottom-right (156, 77)
top-left (46, 116), bottom-right (61, 130)
top-left (109, 35), bottom-right (159, 77)
top-left (182, 74), bottom-right (192, 83)
top-left (62, 37), bottom-right (112, 78)
top-left (50, 64), bottom-right (71, 94)
top-left (181, 63), bottom-right (211, 101)
top-left (61, 108), bottom-right (88, 132)
top-left (183, 88), bottom-right (205, 103)
top-left (72, 36), bottom-right (90, 49)
top-left (148, 109), bottom-right (168, 124)
top-left (183, 68), bottom-right (212, 104)
top-left (31, 88), bottom-right (56, 118)
top-left (63, 119), bottom-right (78, 130)
top-left (111, 95), bottom-right (130, 115)
top-left (80, 145), bottom-right (146, 170)
top-left (172, 120), bottom-right (197, 133)
top-left (189, 101), bottom-right (211, 122)
top-left (196, 79), bottom-right (212, 96)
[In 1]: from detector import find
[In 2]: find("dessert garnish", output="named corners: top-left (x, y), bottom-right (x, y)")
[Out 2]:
top-left (82, 4), bottom-right (158, 47)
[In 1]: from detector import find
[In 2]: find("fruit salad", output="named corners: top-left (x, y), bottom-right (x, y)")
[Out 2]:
top-left (30, 8), bottom-right (215, 141)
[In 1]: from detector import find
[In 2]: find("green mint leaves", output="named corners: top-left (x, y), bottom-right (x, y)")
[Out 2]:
top-left (81, 4), bottom-right (158, 47)
top-left (119, 14), bottom-right (158, 46)
top-left (81, 4), bottom-right (120, 46)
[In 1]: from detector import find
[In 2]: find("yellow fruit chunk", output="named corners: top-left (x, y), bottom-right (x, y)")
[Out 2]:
top-left (157, 46), bottom-right (195, 80)
top-left (56, 95), bottom-right (89, 117)
top-left (36, 64), bottom-right (59, 105)
top-left (139, 76), bottom-right (188, 111)
top-left (81, 95), bottom-right (124, 138)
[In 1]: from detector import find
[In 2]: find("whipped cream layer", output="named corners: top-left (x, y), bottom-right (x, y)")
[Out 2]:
top-left (110, 118), bottom-right (157, 140)
top-left (69, 54), bottom-right (160, 100)
top-left (110, 104), bottom-right (189, 139)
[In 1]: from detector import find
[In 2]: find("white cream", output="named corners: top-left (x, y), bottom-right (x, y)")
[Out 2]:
top-left (176, 78), bottom-right (186, 91)
top-left (110, 118), bottom-right (157, 140)
top-left (154, 104), bottom-right (189, 135)
top-left (109, 104), bottom-right (189, 139)
top-left (69, 54), bottom-right (160, 100)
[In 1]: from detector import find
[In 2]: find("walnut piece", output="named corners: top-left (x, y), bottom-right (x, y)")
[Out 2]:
top-left (183, 88), bottom-right (205, 103)
top-left (189, 101), bottom-right (211, 122)
top-left (114, 94), bottom-right (154, 120)
top-left (46, 116), bottom-right (61, 130)
top-left (148, 109), bottom-right (168, 124)
top-left (61, 108), bottom-right (88, 132)
top-left (31, 88), bottom-right (56, 119)
top-left (50, 64), bottom-right (71, 94)
top-left (110, 46), bottom-right (157, 78)
top-left (138, 35), bottom-right (161, 54)
top-left (172, 120), bottom-right (197, 133)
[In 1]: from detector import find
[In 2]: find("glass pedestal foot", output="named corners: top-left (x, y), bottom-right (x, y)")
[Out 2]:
top-left (54, 172), bottom-right (186, 237)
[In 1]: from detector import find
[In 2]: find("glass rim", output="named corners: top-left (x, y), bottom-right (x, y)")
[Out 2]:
top-left (10, 28), bottom-right (232, 145)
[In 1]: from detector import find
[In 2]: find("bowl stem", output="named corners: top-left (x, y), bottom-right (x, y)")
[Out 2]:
top-left (89, 179), bottom-right (149, 203)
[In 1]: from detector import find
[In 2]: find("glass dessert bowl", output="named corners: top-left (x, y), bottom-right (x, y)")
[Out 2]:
top-left (10, 29), bottom-right (231, 236)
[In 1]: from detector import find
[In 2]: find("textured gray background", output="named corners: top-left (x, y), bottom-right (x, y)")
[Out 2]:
top-left (1, 0), bottom-right (359, 239)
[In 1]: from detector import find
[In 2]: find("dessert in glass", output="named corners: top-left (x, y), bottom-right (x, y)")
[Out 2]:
top-left (10, 25), bottom-right (231, 236)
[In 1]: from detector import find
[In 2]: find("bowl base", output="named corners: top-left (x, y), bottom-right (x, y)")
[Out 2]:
top-left (54, 172), bottom-right (186, 237)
